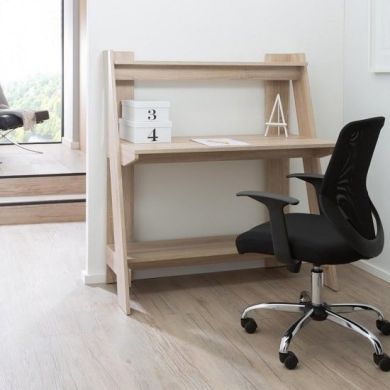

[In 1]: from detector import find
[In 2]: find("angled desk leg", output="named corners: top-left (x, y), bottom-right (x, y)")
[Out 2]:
top-left (105, 51), bottom-right (135, 315)
top-left (122, 162), bottom-right (135, 294)
top-left (303, 157), bottom-right (339, 291)
top-left (107, 158), bottom-right (132, 315)
top-left (106, 164), bottom-right (117, 284)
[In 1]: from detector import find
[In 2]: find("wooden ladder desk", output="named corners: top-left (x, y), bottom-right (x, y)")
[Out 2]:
top-left (105, 51), bottom-right (338, 315)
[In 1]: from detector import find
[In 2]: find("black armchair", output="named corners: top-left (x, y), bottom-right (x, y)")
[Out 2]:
top-left (236, 117), bottom-right (390, 371)
top-left (0, 84), bottom-right (49, 153)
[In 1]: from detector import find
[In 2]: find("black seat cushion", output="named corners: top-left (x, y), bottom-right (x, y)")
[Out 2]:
top-left (236, 213), bottom-right (361, 265)
top-left (0, 114), bottom-right (23, 130)
top-left (0, 110), bottom-right (49, 130)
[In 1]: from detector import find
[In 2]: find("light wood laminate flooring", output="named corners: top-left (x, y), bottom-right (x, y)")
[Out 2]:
top-left (0, 223), bottom-right (389, 389)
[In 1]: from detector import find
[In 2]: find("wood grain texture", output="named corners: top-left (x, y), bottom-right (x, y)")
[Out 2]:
top-left (0, 174), bottom-right (85, 197)
top-left (0, 143), bottom-right (85, 176)
top-left (116, 54), bottom-right (135, 300)
top-left (120, 135), bottom-right (334, 156)
top-left (264, 53), bottom-right (291, 137)
top-left (105, 51), bottom-right (131, 314)
top-left (106, 51), bottom-right (338, 314)
top-left (119, 135), bottom-right (334, 166)
top-left (0, 144), bottom-right (86, 224)
top-left (115, 65), bottom-right (302, 82)
top-left (0, 222), bottom-right (389, 390)
top-left (263, 53), bottom-right (291, 216)
top-left (0, 201), bottom-right (85, 225)
top-left (107, 235), bottom-right (277, 270)
top-left (292, 55), bottom-right (316, 138)
top-left (113, 58), bottom-right (307, 66)
top-left (112, 54), bottom-right (306, 82)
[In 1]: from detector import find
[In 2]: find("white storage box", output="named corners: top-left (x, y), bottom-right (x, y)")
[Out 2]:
top-left (119, 119), bottom-right (172, 144)
top-left (121, 100), bottom-right (170, 122)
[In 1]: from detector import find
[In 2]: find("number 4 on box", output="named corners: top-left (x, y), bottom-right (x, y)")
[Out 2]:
top-left (148, 129), bottom-right (158, 142)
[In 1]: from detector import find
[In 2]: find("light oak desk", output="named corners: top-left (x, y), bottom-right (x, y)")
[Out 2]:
top-left (105, 51), bottom-right (338, 314)
top-left (106, 134), bottom-right (336, 313)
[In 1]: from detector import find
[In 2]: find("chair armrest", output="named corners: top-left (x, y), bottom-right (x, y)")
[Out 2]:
top-left (35, 110), bottom-right (50, 123)
top-left (287, 173), bottom-right (324, 213)
top-left (287, 173), bottom-right (324, 185)
top-left (237, 191), bottom-right (301, 272)
top-left (237, 191), bottom-right (299, 207)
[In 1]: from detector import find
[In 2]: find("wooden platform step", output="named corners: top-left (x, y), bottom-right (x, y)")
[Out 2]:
top-left (0, 173), bottom-right (86, 225)
top-left (0, 172), bottom-right (85, 196)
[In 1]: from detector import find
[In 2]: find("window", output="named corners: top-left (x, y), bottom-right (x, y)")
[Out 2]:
top-left (0, 0), bottom-right (63, 143)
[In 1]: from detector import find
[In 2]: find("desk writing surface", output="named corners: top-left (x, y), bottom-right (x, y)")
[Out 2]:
top-left (119, 135), bottom-right (335, 165)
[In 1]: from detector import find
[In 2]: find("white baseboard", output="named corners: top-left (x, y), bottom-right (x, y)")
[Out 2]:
top-left (62, 137), bottom-right (80, 150)
top-left (354, 260), bottom-right (390, 283)
top-left (82, 270), bottom-right (106, 284)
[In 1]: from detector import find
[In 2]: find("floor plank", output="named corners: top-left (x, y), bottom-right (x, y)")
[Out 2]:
top-left (0, 222), bottom-right (389, 389)
top-left (0, 143), bottom-right (85, 176)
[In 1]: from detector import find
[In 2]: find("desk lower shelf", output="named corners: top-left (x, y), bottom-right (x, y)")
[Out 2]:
top-left (106, 235), bottom-right (277, 271)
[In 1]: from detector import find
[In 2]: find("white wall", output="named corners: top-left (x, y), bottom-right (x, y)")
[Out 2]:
top-left (344, 0), bottom-right (390, 281)
top-left (84, 0), bottom-right (344, 282)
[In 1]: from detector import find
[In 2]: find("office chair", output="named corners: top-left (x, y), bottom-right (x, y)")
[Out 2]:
top-left (0, 83), bottom-right (49, 153)
top-left (236, 117), bottom-right (390, 371)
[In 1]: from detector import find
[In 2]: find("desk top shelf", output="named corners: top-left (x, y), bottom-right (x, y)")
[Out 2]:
top-left (120, 135), bottom-right (335, 165)
top-left (113, 52), bottom-right (307, 81)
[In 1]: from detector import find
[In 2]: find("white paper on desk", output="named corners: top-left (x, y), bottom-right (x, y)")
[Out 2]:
top-left (191, 138), bottom-right (249, 147)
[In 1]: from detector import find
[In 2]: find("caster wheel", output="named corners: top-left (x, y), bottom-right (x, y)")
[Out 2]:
top-left (279, 351), bottom-right (299, 370)
top-left (299, 290), bottom-right (311, 304)
top-left (373, 353), bottom-right (390, 372)
top-left (376, 320), bottom-right (390, 336)
top-left (241, 317), bottom-right (257, 334)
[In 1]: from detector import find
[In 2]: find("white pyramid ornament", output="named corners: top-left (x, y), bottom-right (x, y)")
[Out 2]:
top-left (264, 93), bottom-right (288, 137)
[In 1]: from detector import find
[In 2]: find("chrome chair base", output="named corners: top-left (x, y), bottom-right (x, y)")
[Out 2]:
top-left (241, 266), bottom-right (390, 371)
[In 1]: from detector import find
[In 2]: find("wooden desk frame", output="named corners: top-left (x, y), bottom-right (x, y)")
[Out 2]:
top-left (105, 51), bottom-right (338, 315)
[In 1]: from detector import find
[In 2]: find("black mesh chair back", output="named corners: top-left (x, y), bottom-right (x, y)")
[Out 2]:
top-left (320, 117), bottom-right (385, 259)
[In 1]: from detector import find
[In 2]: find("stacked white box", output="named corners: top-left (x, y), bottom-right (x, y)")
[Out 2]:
top-left (119, 100), bottom-right (172, 143)
top-left (119, 119), bottom-right (172, 143)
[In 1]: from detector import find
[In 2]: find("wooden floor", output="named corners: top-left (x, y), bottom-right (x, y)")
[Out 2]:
top-left (0, 223), bottom-right (389, 389)
top-left (0, 143), bottom-right (85, 175)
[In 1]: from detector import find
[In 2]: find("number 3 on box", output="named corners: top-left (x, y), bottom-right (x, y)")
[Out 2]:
top-left (148, 129), bottom-right (158, 142)
top-left (148, 109), bottom-right (157, 120)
